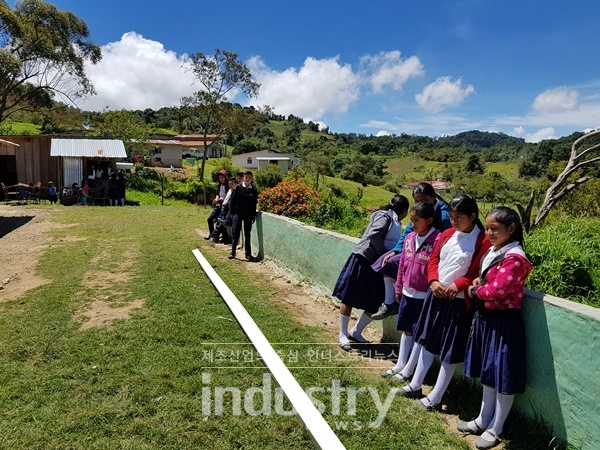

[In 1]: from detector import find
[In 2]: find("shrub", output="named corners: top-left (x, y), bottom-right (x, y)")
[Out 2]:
top-left (258, 178), bottom-right (319, 218)
top-left (128, 166), bottom-right (160, 192)
top-left (526, 217), bottom-right (600, 306)
top-left (163, 179), bottom-right (205, 202)
top-left (254, 164), bottom-right (284, 190)
top-left (306, 184), bottom-right (366, 236)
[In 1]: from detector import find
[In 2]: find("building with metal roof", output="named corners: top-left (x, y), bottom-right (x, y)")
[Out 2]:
top-left (50, 138), bottom-right (126, 158)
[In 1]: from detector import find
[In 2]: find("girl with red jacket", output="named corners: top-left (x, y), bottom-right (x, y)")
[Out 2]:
top-left (396, 194), bottom-right (491, 411)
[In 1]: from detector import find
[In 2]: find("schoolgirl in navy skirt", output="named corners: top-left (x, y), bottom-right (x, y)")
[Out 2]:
top-left (370, 182), bottom-right (451, 320)
top-left (379, 202), bottom-right (439, 381)
top-left (334, 195), bottom-right (409, 351)
top-left (397, 194), bottom-right (491, 411)
top-left (460, 207), bottom-right (532, 450)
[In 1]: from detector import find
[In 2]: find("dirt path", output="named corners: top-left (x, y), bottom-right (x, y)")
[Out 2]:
top-left (0, 206), bottom-right (58, 301)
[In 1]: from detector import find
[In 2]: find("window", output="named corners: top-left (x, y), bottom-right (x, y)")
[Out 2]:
top-left (247, 157), bottom-right (252, 164)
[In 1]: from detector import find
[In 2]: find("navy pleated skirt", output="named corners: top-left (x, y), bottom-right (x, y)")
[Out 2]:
top-left (371, 252), bottom-right (401, 279)
top-left (396, 294), bottom-right (424, 333)
top-left (463, 310), bottom-right (526, 395)
top-left (333, 253), bottom-right (384, 313)
top-left (413, 290), bottom-right (474, 364)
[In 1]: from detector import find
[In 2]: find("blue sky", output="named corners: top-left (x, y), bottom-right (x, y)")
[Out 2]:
top-left (18, 0), bottom-right (600, 141)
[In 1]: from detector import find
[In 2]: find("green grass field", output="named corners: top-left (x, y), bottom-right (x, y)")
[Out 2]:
top-left (0, 203), bottom-right (566, 449)
top-left (1, 121), bottom-right (41, 135)
top-left (0, 205), bottom-right (469, 449)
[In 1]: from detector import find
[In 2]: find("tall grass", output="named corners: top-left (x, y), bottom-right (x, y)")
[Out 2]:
top-left (526, 217), bottom-right (600, 306)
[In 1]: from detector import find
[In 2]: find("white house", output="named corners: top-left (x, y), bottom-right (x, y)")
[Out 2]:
top-left (144, 134), bottom-right (228, 168)
top-left (175, 134), bottom-right (227, 159)
top-left (232, 149), bottom-right (300, 173)
top-left (147, 139), bottom-right (182, 168)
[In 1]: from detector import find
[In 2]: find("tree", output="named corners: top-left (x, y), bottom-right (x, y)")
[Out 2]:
top-left (182, 49), bottom-right (260, 205)
top-left (0, 0), bottom-right (101, 123)
top-left (517, 130), bottom-right (600, 231)
top-left (465, 154), bottom-right (485, 174)
top-left (92, 109), bottom-right (151, 158)
top-left (302, 152), bottom-right (333, 190)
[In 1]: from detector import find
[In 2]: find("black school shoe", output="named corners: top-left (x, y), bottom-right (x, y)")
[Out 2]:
top-left (395, 386), bottom-right (422, 398)
top-left (413, 397), bottom-right (442, 412)
top-left (228, 253), bottom-right (235, 260)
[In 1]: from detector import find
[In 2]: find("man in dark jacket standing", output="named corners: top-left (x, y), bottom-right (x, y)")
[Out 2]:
top-left (229, 171), bottom-right (258, 260)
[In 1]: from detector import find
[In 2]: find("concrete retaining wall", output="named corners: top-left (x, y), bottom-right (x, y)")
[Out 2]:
top-left (250, 211), bottom-right (599, 448)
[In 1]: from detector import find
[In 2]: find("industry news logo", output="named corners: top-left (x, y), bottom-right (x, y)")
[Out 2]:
top-left (201, 373), bottom-right (398, 428)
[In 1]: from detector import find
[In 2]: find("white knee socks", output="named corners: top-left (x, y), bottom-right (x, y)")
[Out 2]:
top-left (349, 312), bottom-right (372, 342)
top-left (383, 276), bottom-right (396, 306)
top-left (486, 392), bottom-right (514, 438)
top-left (475, 384), bottom-right (497, 430)
top-left (393, 334), bottom-right (414, 371)
top-left (400, 342), bottom-right (422, 378)
top-left (403, 347), bottom-right (435, 393)
top-left (339, 314), bottom-right (350, 345)
top-left (426, 361), bottom-right (457, 405)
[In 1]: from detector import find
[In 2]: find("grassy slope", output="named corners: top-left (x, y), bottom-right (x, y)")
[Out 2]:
top-left (2, 122), bottom-right (41, 135)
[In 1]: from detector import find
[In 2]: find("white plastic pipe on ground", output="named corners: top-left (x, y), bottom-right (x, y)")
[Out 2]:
top-left (192, 248), bottom-right (346, 450)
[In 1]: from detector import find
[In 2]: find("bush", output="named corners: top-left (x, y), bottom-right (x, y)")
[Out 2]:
top-left (258, 179), bottom-right (319, 218)
top-left (305, 184), bottom-right (367, 236)
top-left (526, 217), bottom-right (600, 306)
top-left (128, 166), bottom-right (160, 192)
top-left (254, 164), bottom-right (284, 190)
top-left (162, 179), bottom-right (204, 202)
top-left (555, 178), bottom-right (600, 218)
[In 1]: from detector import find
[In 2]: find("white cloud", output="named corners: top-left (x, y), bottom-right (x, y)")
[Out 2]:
top-left (303, 118), bottom-right (329, 131)
top-left (247, 56), bottom-right (360, 120)
top-left (80, 32), bottom-right (194, 111)
top-left (359, 114), bottom-right (482, 137)
top-left (415, 77), bottom-right (475, 113)
top-left (360, 50), bottom-right (424, 93)
top-left (376, 130), bottom-right (391, 136)
top-left (513, 126), bottom-right (525, 136)
top-left (532, 87), bottom-right (579, 113)
top-left (525, 127), bottom-right (556, 143)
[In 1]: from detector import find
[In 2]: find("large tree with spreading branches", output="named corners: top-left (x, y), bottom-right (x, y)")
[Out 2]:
top-left (0, 0), bottom-right (101, 123)
top-left (182, 49), bottom-right (260, 204)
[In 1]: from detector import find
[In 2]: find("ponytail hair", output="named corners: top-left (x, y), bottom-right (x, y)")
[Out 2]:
top-left (381, 194), bottom-right (409, 216)
top-left (486, 206), bottom-right (525, 247)
top-left (448, 194), bottom-right (484, 230)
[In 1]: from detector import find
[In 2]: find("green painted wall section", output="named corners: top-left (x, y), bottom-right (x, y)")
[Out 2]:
top-left (250, 212), bottom-right (598, 448)
top-left (252, 211), bottom-right (357, 294)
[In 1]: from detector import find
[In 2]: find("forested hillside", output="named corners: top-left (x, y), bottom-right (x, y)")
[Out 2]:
top-left (1, 102), bottom-right (596, 212)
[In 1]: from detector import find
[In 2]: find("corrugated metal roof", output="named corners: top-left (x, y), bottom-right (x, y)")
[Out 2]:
top-left (256, 156), bottom-right (291, 160)
top-left (50, 139), bottom-right (127, 158)
top-left (148, 139), bottom-right (181, 145)
top-left (178, 140), bottom-right (218, 147)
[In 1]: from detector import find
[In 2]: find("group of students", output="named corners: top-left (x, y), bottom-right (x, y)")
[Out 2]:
top-left (204, 169), bottom-right (259, 261)
top-left (47, 175), bottom-right (126, 206)
top-left (333, 182), bottom-right (532, 450)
